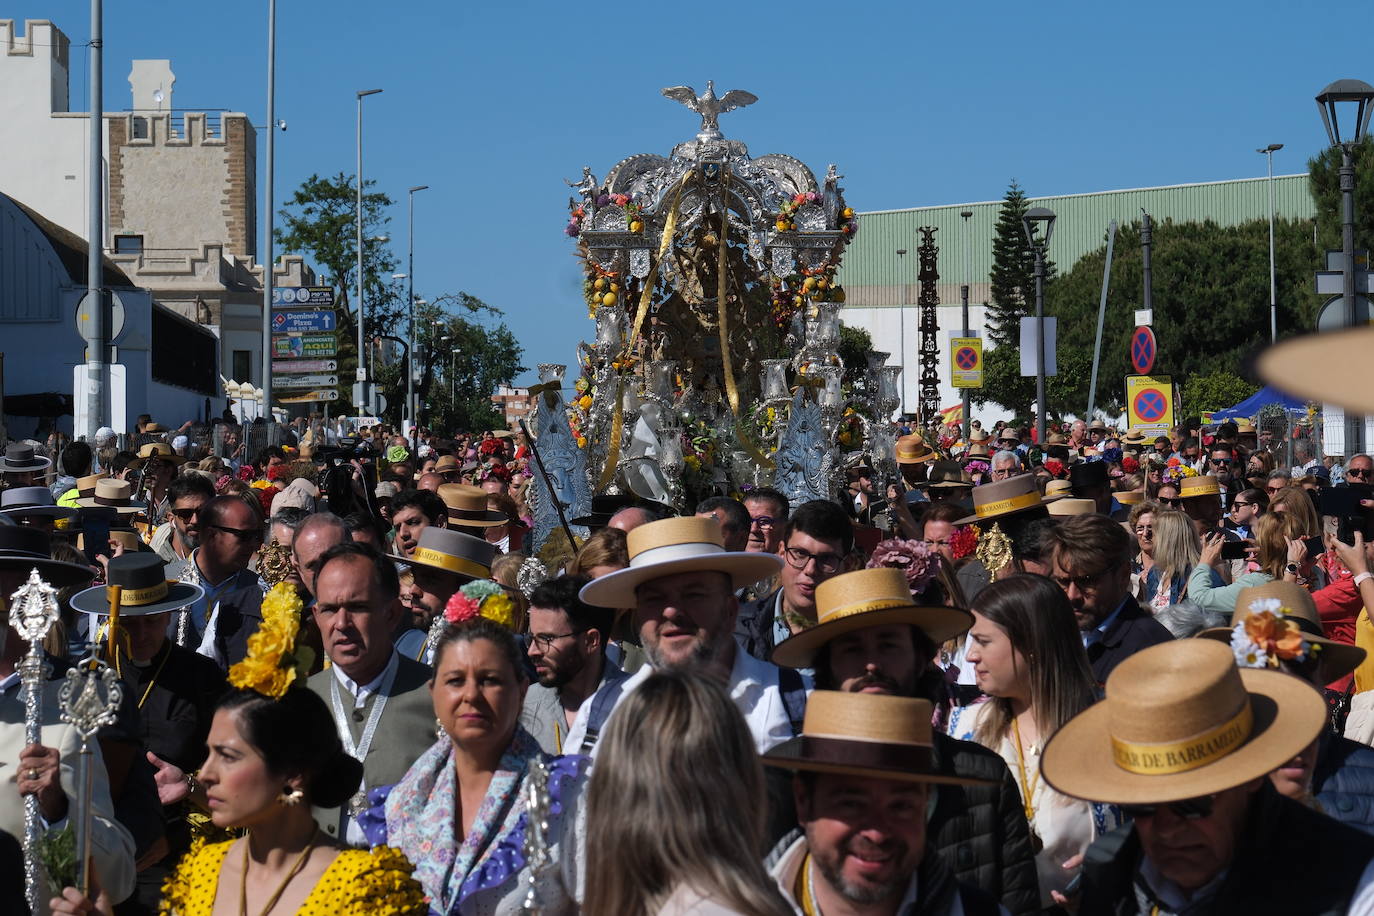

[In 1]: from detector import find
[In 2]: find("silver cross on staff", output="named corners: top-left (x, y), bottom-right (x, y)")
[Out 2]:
top-left (11, 568), bottom-right (60, 915)
top-left (58, 657), bottom-right (122, 898)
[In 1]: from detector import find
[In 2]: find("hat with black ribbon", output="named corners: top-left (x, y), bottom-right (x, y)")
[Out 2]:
top-left (69, 553), bottom-right (204, 617)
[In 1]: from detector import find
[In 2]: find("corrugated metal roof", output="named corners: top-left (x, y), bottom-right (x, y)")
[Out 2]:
top-left (838, 174), bottom-right (1315, 308)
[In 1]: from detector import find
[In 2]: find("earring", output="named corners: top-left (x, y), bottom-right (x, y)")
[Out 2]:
top-left (278, 786), bottom-right (304, 807)
top-left (435, 717), bottom-right (445, 740)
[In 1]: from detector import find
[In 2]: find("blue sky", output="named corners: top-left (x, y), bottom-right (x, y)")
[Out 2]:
top-left (17, 0), bottom-right (1368, 385)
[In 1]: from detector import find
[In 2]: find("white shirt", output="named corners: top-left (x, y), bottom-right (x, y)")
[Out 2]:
top-left (563, 646), bottom-right (805, 756)
top-left (330, 649), bottom-right (399, 710)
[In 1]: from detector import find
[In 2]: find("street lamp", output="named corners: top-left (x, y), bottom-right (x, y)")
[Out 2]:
top-left (959, 209), bottom-right (973, 441)
top-left (407, 184), bottom-right (430, 445)
top-left (355, 87), bottom-right (383, 412)
top-left (1021, 206), bottom-right (1056, 444)
top-left (1256, 143), bottom-right (1283, 344)
top-left (895, 248), bottom-right (906, 416)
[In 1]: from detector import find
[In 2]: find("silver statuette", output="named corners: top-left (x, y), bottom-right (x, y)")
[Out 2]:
top-left (58, 659), bottom-right (122, 898)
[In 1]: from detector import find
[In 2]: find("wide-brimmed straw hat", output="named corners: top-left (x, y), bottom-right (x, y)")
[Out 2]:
top-left (996, 428), bottom-right (1024, 446)
top-left (1122, 429), bottom-right (1148, 446)
top-left (128, 442), bottom-right (187, 469)
top-left (1179, 475), bottom-right (1221, 499)
top-left (1047, 497), bottom-right (1097, 517)
top-left (761, 691), bottom-right (993, 786)
top-left (69, 553), bottom-right (204, 617)
top-left (895, 434), bottom-right (937, 465)
top-left (0, 443), bottom-right (51, 474)
top-left (70, 473), bottom-right (109, 500)
top-left (1115, 490), bottom-right (1144, 506)
top-left (437, 484), bottom-right (506, 527)
top-left (911, 460), bottom-right (972, 490)
top-left (392, 526), bottom-right (494, 583)
top-left (0, 526), bottom-right (96, 588)
top-left (432, 455), bottom-right (461, 475)
top-left (1040, 639), bottom-right (1326, 805)
top-left (1198, 580), bottom-right (1366, 684)
top-left (0, 487), bottom-right (78, 523)
top-left (1258, 327), bottom-right (1374, 414)
top-left (74, 479), bottom-right (147, 514)
top-left (954, 475), bottom-right (1058, 526)
top-left (579, 517), bottom-right (782, 609)
top-left (1044, 479), bottom-right (1073, 498)
top-left (771, 568), bottom-right (973, 669)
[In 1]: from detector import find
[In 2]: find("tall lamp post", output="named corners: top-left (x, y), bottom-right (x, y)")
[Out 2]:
top-left (406, 185), bottom-right (429, 444)
top-left (355, 88), bottom-right (383, 412)
top-left (1257, 143), bottom-right (1283, 344)
top-left (261, 0), bottom-right (278, 422)
top-left (895, 248), bottom-right (907, 416)
top-left (1316, 79), bottom-right (1374, 453)
top-left (959, 209), bottom-right (973, 441)
top-left (1021, 207), bottom-right (1056, 445)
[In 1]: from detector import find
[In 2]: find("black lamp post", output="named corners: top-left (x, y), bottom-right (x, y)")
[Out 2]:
top-left (1021, 206), bottom-right (1056, 444)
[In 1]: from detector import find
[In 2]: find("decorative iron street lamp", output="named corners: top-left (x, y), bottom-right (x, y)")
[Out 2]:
top-left (1021, 206), bottom-right (1056, 444)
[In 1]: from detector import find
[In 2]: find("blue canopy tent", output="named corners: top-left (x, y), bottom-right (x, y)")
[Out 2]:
top-left (1211, 385), bottom-right (1306, 421)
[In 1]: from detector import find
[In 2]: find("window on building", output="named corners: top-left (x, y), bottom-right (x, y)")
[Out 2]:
top-left (113, 235), bottom-right (143, 254)
top-left (131, 116), bottom-right (149, 139)
top-left (232, 350), bottom-right (251, 382)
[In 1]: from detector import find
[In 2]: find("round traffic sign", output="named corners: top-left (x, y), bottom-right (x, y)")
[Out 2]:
top-left (1130, 326), bottom-right (1157, 375)
top-left (955, 346), bottom-right (979, 370)
top-left (1134, 388), bottom-right (1168, 424)
top-left (75, 291), bottom-right (126, 342)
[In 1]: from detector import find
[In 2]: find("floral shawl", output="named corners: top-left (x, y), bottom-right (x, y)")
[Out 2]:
top-left (359, 728), bottom-right (585, 916)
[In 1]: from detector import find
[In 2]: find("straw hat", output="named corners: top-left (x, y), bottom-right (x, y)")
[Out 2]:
top-left (69, 554), bottom-right (204, 617)
top-left (77, 529), bottom-right (152, 554)
top-left (912, 460), bottom-right (972, 490)
top-left (1179, 475), bottom-right (1221, 499)
top-left (70, 473), bottom-right (109, 500)
top-left (1088, 419), bottom-right (1108, 432)
top-left (1121, 430), bottom-right (1148, 446)
top-left (1198, 580), bottom-right (1366, 684)
top-left (1040, 639), bottom-right (1326, 805)
top-left (128, 442), bottom-right (186, 469)
top-left (1043, 479), bottom-right (1073, 498)
top-left (1258, 327), bottom-right (1374, 414)
top-left (1045, 433), bottom-right (1068, 446)
top-left (761, 691), bottom-right (993, 786)
top-left (579, 517), bottom-right (783, 609)
top-left (771, 568), bottom-right (973, 669)
top-left (954, 475), bottom-right (1058, 526)
top-left (0, 443), bottom-right (51, 475)
top-left (393, 526), bottom-right (495, 583)
top-left (0, 487), bottom-right (78, 523)
top-left (0, 526), bottom-right (95, 588)
top-left (1235, 419), bottom-right (1257, 435)
top-left (996, 428), bottom-right (1023, 446)
top-left (1115, 490), bottom-right (1144, 506)
top-left (895, 434), bottom-right (937, 465)
top-left (74, 479), bottom-right (147, 515)
top-left (1047, 497), bottom-right (1097, 517)
top-left (437, 484), bottom-right (506, 527)
top-left (960, 444), bottom-right (991, 465)
top-left (432, 455), bottom-right (460, 475)
top-left (968, 429), bottom-right (991, 445)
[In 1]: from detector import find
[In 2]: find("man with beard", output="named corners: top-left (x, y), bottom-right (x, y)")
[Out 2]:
top-left (388, 488), bottom-right (448, 558)
top-left (574, 517), bottom-right (796, 755)
top-left (763, 691), bottom-right (1000, 916)
top-left (519, 575), bottom-right (626, 754)
top-left (151, 474), bottom-right (215, 564)
top-left (391, 526), bottom-right (494, 661)
top-left (771, 567), bottom-right (1039, 915)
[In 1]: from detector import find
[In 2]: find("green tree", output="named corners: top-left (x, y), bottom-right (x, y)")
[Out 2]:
top-left (1307, 135), bottom-right (1374, 257)
top-left (401, 294), bottom-right (526, 432)
top-left (274, 173), bottom-right (400, 404)
top-left (1180, 370), bottom-right (1259, 416)
top-left (838, 322), bottom-right (874, 385)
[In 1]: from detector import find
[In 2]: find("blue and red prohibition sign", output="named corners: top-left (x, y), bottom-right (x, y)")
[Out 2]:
top-left (955, 347), bottom-right (979, 370)
top-left (1131, 326), bottom-right (1157, 375)
top-left (1134, 388), bottom-right (1168, 424)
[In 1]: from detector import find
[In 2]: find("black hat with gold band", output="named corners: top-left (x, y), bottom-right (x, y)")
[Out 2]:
top-left (69, 554), bottom-right (205, 617)
top-left (392, 526), bottom-right (495, 583)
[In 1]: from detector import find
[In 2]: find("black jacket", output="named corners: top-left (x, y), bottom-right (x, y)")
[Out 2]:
top-left (1314, 727), bottom-right (1374, 835)
top-left (929, 732), bottom-right (1040, 916)
top-left (1086, 597), bottom-right (1173, 684)
top-left (1081, 781), bottom-right (1374, 914)
top-left (736, 588), bottom-right (782, 663)
top-left (213, 582), bottom-right (267, 669)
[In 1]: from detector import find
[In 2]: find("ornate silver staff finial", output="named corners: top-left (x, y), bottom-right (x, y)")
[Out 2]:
top-left (660, 81), bottom-right (759, 141)
top-left (520, 757), bottom-right (553, 915)
top-left (59, 661), bottom-right (123, 898)
top-left (12, 568), bottom-right (60, 915)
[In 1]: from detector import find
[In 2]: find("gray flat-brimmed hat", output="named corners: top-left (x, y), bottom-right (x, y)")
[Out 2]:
top-left (0, 526), bottom-right (95, 588)
top-left (393, 526), bottom-right (496, 582)
top-left (0, 443), bottom-right (51, 474)
top-left (0, 487), bottom-right (78, 523)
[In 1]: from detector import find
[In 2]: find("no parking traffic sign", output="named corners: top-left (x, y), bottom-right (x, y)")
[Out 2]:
top-left (1126, 375), bottom-right (1174, 432)
top-left (1130, 326), bottom-right (1157, 375)
top-left (949, 336), bottom-right (983, 389)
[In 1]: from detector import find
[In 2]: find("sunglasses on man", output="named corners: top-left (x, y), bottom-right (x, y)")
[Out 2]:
top-left (1120, 794), bottom-right (1217, 821)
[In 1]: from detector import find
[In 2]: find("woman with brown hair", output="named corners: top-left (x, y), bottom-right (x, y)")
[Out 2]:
top-left (1189, 511), bottom-right (1298, 614)
top-left (1269, 484), bottom-right (1321, 538)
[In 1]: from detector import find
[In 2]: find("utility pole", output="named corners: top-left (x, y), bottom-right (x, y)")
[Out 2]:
top-left (82, 0), bottom-right (107, 440)
top-left (959, 210), bottom-right (972, 441)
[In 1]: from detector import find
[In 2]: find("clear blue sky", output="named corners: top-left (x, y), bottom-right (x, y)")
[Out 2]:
top-left (17, 0), bottom-right (1367, 385)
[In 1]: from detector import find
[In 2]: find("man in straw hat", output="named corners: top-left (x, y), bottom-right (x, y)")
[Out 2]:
top-left (1042, 513), bottom-right (1171, 683)
top-left (390, 526), bottom-right (496, 661)
top-left (1041, 639), bottom-right (1374, 913)
top-left (0, 526), bottom-right (137, 907)
top-left (895, 433), bottom-right (937, 498)
top-left (436, 483), bottom-right (508, 537)
top-left (575, 516), bottom-right (800, 755)
top-left (950, 475), bottom-right (1061, 603)
top-left (771, 568), bottom-right (1039, 915)
top-left (762, 691), bottom-right (1001, 915)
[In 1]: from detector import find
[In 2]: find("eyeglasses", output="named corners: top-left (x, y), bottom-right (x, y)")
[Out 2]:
top-left (1120, 794), bottom-right (1217, 821)
top-left (749, 515), bottom-right (777, 530)
top-left (170, 507), bottom-right (201, 521)
top-left (1231, 501), bottom-right (1255, 509)
top-left (1266, 486), bottom-right (1284, 494)
top-left (784, 546), bottom-right (844, 575)
top-left (1134, 526), bottom-right (1153, 536)
top-left (528, 630), bottom-right (583, 651)
top-left (1053, 568), bottom-right (1112, 594)
top-left (209, 524), bottom-right (264, 543)
top-left (1159, 498), bottom-right (1182, 507)
top-left (1210, 458), bottom-right (1231, 466)
top-left (1349, 467), bottom-right (1373, 479)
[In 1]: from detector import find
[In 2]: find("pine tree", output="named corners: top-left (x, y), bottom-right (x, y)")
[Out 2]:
top-left (986, 180), bottom-right (1048, 346)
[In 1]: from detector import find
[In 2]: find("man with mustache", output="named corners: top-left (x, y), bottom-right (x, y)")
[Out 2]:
top-left (770, 567), bottom-right (1040, 915)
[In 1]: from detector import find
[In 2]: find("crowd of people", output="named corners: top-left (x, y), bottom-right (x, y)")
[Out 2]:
top-left (2, 406), bottom-right (1374, 915)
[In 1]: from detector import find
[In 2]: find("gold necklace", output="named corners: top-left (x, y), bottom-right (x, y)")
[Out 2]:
top-left (238, 834), bottom-right (317, 916)
top-left (1011, 715), bottom-right (1044, 853)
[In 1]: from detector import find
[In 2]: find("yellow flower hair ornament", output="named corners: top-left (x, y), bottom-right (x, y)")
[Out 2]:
top-left (228, 582), bottom-right (315, 698)
top-left (444, 579), bottom-right (518, 630)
